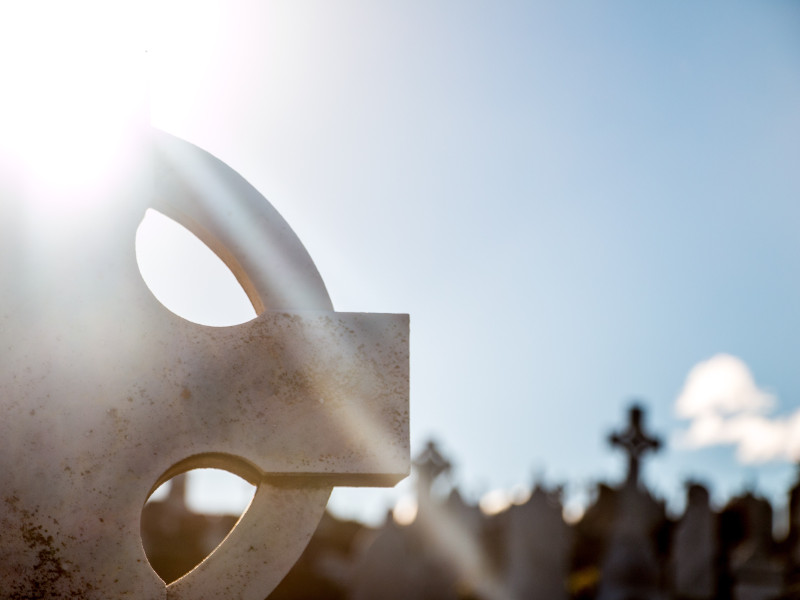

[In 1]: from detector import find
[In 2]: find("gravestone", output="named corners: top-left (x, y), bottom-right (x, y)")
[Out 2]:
top-left (572, 483), bottom-right (619, 598)
top-left (609, 404), bottom-right (661, 488)
top-left (597, 484), bottom-right (667, 600)
top-left (349, 442), bottom-right (461, 600)
top-left (670, 483), bottom-right (718, 599)
top-left (349, 441), bottom-right (509, 600)
top-left (505, 485), bottom-right (572, 600)
top-left (598, 404), bottom-right (666, 600)
top-left (722, 492), bottom-right (783, 600)
top-left (0, 128), bottom-right (409, 599)
top-left (784, 468), bottom-right (800, 597)
top-left (413, 440), bottom-right (453, 506)
top-left (349, 512), bottom-right (423, 600)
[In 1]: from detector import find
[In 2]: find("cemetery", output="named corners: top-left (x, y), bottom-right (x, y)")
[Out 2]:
top-left (2, 5), bottom-right (796, 598)
top-left (143, 404), bottom-right (800, 600)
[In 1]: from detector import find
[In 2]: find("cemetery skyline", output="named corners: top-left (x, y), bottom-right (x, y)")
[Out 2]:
top-left (3, 1), bottom-right (800, 525)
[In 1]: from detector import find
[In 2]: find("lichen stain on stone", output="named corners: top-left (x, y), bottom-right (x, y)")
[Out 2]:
top-left (4, 496), bottom-right (93, 599)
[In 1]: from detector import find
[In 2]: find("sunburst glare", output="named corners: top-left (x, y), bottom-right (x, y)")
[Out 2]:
top-left (0, 2), bottom-right (150, 202)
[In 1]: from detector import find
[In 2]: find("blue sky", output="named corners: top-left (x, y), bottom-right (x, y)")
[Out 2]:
top-left (6, 1), bottom-right (800, 524)
top-left (143, 0), bottom-right (800, 522)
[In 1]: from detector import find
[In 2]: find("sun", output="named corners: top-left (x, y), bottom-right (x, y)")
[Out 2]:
top-left (0, 2), bottom-right (152, 204)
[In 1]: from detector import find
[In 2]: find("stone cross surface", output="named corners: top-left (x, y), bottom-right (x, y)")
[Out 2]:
top-left (609, 404), bottom-right (660, 487)
top-left (0, 129), bottom-right (409, 599)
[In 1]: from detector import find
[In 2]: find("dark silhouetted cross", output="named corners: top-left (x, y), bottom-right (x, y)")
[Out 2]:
top-left (609, 404), bottom-right (661, 487)
top-left (413, 440), bottom-right (452, 490)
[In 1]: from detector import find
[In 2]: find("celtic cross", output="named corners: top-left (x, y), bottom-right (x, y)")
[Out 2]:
top-left (609, 404), bottom-right (660, 487)
top-left (0, 129), bottom-right (409, 599)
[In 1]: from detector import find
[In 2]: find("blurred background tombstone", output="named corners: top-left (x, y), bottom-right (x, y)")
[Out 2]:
top-left (348, 441), bottom-right (460, 600)
top-left (721, 491), bottom-right (783, 600)
top-left (597, 405), bottom-right (667, 600)
top-left (504, 484), bottom-right (572, 600)
top-left (670, 483), bottom-right (718, 600)
top-left (349, 512), bottom-right (422, 600)
top-left (783, 468), bottom-right (800, 598)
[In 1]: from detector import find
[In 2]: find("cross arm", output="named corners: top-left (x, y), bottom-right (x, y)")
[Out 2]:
top-left (140, 310), bottom-right (410, 487)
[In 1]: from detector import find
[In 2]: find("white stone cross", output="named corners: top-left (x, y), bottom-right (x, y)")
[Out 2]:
top-left (0, 129), bottom-right (409, 599)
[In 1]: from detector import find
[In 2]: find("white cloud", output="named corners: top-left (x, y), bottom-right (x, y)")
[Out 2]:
top-left (675, 354), bottom-right (800, 463)
top-left (675, 354), bottom-right (774, 419)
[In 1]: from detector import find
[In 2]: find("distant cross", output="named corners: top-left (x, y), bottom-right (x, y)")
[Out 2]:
top-left (413, 441), bottom-right (452, 498)
top-left (609, 404), bottom-right (661, 487)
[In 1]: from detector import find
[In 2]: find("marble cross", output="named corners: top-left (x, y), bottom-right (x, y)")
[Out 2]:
top-left (0, 129), bottom-right (409, 599)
